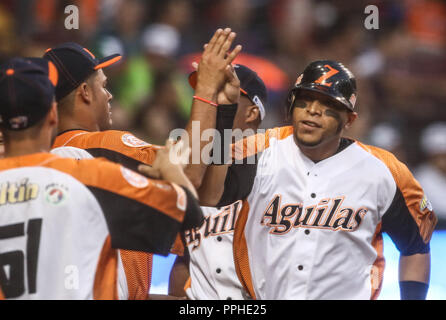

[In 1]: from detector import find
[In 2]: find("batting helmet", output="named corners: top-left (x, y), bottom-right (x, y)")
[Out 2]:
top-left (288, 60), bottom-right (357, 114)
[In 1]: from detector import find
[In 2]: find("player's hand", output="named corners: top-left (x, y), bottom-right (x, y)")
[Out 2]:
top-left (191, 61), bottom-right (240, 105)
top-left (195, 28), bottom-right (242, 94)
top-left (138, 139), bottom-right (190, 180)
top-left (218, 64), bottom-right (240, 105)
top-left (139, 139), bottom-right (198, 199)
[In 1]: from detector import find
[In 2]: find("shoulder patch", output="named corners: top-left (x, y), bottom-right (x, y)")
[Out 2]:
top-left (45, 183), bottom-right (69, 205)
top-left (121, 133), bottom-right (151, 148)
top-left (420, 195), bottom-right (433, 212)
top-left (120, 166), bottom-right (149, 188)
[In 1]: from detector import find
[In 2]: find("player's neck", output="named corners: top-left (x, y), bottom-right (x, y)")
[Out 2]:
top-left (3, 136), bottom-right (51, 158)
top-left (57, 114), bottom-right (99, 134)
top-left (296, 137), bottom-right (341, 163)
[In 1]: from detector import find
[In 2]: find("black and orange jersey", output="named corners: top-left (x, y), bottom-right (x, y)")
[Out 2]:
top-left (52, 129), bottom-right (160, 172)
top-left (0, 153), bottom-right (202, 299)
top-left (52, 129), bottom-right (162, 299)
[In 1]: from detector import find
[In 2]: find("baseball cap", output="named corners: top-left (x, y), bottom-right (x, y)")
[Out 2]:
top-left (188, 64), bottom-right (268, 120)
top-left (43, 42), bottom-right (122, 101)
top-left (0, 57), bottom-right (58, 130)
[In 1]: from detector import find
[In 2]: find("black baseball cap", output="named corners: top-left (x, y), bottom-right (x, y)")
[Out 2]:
top-left (43, 42), bottom-right (122, 101)
top-left (0, 57), bottom-right (58, 130)
top-left (188, 64), bottom-right (268, 120)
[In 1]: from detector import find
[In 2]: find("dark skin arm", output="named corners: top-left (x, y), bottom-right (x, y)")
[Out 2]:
top-left (183, 28), bottom-right (242, 189)
top-left (399, 253), bottom-right (430, 284)
top-left (193, 52), bottom-right (241, 207)
top-left (168, 252), bottom-right (191, 298)
top-left (197, 164), bottom-right (230, 206)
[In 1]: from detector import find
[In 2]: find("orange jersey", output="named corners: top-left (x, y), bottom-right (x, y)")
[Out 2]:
top-left (52, 129), bottom-right (160, 172)
top-left (52, 129), bottom-right (161, 299)
top-left (0, 153), bottom-right (202, 299)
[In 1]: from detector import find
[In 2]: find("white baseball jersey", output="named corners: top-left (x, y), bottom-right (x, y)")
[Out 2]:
top-left (51, 130), bottom-right (162, 300)
top-left (50, 146), bottom-right (131, 300)
top-left (183, 201), bottom-right (247, 300)
top-left (216, 126), bottom-right (437, 300)
top-left (0, 153), bottom-right (201, 299)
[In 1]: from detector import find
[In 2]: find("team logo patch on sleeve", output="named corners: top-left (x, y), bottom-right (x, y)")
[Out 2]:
top-left (120, 166), bottom-right (149, 188)
top-left (121, 133), bottom-right (151, 147)
top-left (420, 195), bottom-right (433, 212)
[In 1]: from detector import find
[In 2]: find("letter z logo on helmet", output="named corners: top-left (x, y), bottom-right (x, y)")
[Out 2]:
top-left (288, 60), bottom-right (357, 113)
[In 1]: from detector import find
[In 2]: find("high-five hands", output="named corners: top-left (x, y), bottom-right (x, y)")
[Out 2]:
top-left (194, 28), bottom-right (242, 99)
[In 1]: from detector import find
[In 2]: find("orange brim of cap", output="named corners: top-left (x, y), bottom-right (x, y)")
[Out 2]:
top-left (94, 55), bottom-right (122, 70)
top-left (188, 70), bottom-right (247, 95)
top-left (47, 61), bottom-right (58, 86)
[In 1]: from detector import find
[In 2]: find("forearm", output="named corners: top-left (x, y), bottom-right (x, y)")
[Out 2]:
top-left (399, 252), bottom-right (431, 299)
top-left (183, 84), bottom-right (219, 190)
top-left (163, 166), bottom-right (199, 200)
top-left (197, 164), bottom-right (229, 206)
top-left (169, 254), bottom-right (190, 297)
top-left (399, 252), bottom-right (430, 283)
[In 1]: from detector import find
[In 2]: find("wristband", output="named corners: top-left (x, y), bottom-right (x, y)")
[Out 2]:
top-left (193, 95), bottom-right (218, 107)
top-left (211, 103), bottom-right (238, 165)
top-left (399, 281), bottom-right (429, 300)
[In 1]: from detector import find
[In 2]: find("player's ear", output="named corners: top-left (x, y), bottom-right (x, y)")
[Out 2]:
top-left (78, 81), bottom-right (93, 105)
top-left (48, 100), bottom-right (58, 126)
top-left (344, 111), bottom-right (358, 130)
top-left (245, 105), bottom-right (260, 124)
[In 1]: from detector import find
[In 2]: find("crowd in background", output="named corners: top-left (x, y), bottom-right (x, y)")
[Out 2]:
top-left (0, 0), bottom-right (445, 228)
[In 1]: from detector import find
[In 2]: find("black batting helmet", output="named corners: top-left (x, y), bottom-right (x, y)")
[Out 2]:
top-left (288, 60), bottom-right (357, 114)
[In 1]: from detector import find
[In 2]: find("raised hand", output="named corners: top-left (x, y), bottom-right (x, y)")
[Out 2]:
top-left (195, 28), bottom-right (242, 94)
top-left (217, 64), bottom-right (240, 105)
top-left (191, 60), bottom-right (240, 105)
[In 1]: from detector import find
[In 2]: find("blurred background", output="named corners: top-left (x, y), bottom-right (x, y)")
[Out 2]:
top-left (0, 0), bottom-right (444, 298)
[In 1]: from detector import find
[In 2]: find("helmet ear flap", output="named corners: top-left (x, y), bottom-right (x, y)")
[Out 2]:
top-left (287, 73), bottom-right (304, 118)
top-left (286, 88), bottom-right (298, 121)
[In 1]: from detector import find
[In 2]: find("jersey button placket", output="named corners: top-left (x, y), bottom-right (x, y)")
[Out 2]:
top-left (295, 170), bottom-right (317, 299)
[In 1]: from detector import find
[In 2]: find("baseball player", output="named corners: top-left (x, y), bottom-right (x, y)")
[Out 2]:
top-left (42, 42), bottom-right (158, 299)
top-left (197, 60), bottom-right (437, 300)
top-left (44, 28), bottom-right (241, 299)
top-left (0, 57), bottom-right (203, 299)
top-left (169, 64), bottom-right (267, 300)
